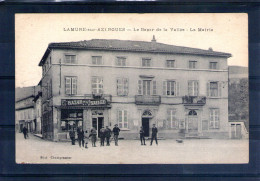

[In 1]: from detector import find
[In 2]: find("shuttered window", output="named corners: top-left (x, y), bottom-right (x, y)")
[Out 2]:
top-left (117, 78), bottom-right (128, 96)
top-left (92, 56), bottom-right (102, 65)
top-left (163, 81), bottom-right (180, 96)
top-left (137, 80), bottom-right (157, 95)
top-left (117, 110), bottom-right (128, 129)
top-left (209, 109), bottom-right (220, 129)
top-left (207, 81), bottom-right (222, 97)
top-left (92, 76), bottom-right (103, 94)
top-left (188, 80), bottom-right (199, 96)
top-left (65, 55), bottom-right (76, 64)
top-left (116, 57), bottom-right (126, 66)
top-left (167, 109), bottom-right (178, 128)
top-left (65, 77), bottom-right (77, 95)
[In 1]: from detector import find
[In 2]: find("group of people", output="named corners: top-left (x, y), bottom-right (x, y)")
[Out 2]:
top-left (69, 124), bottom-right (121, 148)
top-left (69, 123), bottom-right (158, 148)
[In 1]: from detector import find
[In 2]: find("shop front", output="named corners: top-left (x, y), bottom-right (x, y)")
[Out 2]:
top-left (56, 97), bottom-right (111, 141)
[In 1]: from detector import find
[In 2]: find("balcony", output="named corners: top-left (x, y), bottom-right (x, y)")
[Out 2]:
top-left (182, 96), bottom-right (206, 106)
top-left (135, 95), bottom-right (161, 105)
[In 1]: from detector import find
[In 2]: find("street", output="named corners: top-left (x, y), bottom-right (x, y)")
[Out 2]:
top-left (16, 132), bottom-right (248, 164)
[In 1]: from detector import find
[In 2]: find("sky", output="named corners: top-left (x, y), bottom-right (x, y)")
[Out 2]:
top-left (15, 13), bottom-right (248, 88)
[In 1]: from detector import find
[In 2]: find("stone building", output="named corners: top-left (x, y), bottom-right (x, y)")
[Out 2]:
top-left (38, 37), bottom-right (231, 141)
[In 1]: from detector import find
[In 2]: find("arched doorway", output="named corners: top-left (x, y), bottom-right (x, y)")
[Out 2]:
top-left (142, 110), bottom-right (153, 137)
top-left (188, 110), bottom-right (198, 133)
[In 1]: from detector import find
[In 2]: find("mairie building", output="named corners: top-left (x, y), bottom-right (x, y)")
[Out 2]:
top-left (38, 37), bottom-right (231, 141)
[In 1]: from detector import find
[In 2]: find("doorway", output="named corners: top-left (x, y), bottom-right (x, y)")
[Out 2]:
top-left (187, 110), bottom-right (198, 133)
top-left (142, 118), bottom-right (150, 137)
top-left (231, 124), bottom-right (242, 139)
top-left (92, 117), bottom-right (104, 138)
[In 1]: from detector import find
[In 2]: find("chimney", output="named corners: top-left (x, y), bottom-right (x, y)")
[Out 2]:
top-left (151, 35), bottom-right (156, 42)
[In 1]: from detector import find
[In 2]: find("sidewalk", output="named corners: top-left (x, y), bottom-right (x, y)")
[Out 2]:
top-left (16, 132), bottom-right (249, 164)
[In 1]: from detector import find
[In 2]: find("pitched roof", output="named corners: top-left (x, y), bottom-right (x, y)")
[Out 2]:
top-left (39, 39), bottom-right (231, 66)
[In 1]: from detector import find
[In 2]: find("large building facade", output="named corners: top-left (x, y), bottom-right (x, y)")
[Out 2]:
top-left (38, 38), bottom-right (231, 141)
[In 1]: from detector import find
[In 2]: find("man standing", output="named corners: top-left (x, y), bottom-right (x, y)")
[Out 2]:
top-left (99, 126), bottom-right (106, 146)
top-left (77, 127), bottom-right (85, 148)
top-left (89, 127), bottom-right (97, 147)
top-left (112, 124), bottom-right (120, 146)
top-left (69, 128), bottom-right (76, 145)
top-left (22, 126), bottom-right (28, 139)
top-left (105, 126), bottom-right (112, 146)
top-left (139, 126), bottom-right (146, 145)
top-left (150, 124), bottom-right (158, 146)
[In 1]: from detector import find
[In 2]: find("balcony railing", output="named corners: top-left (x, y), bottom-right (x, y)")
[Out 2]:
top-left (135, 95), bottom-right (161, 105)
top-left (182, 96), bottom-right (206, 105)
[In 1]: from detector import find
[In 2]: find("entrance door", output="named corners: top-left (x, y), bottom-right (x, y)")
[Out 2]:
top-left (188, 110), bottom-right (198, 133)
top-left (142, 118), bottom-right (150, 137)
top-left (98, 117), bottom-right (104, 137)
top-left (236, 124), bottom-right (242, 139)
top-left (92, 117), bottom-right (104, 137)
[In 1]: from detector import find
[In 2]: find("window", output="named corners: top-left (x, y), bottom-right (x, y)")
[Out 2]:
top-left (116, 57), bottom-right (126, 66)
top-left (92, 76), bottom-right (103, 94)
top-left (209, 62), bottom-right (218, 69)
top-left (163, 81), bottom-right (179, 96)
top-left (65, 55), bottom-right (76, 64)
top-left (209, 109), bottom-right (219, 129)
top-left (142, 58), bottom-right (151, 67)
top-left (138, 80), bottom-right (157, 95)
top-left (117, 110), bottom-right (128, 129)
top-left (167, 109), bottom-right (177, 128)
top-left (143, 80), bottom-right (151, 95)
top-left (188, 80), bottom-right (199, 96)
top-left (117, 78), bottom-right (128, 96)
top-left (189, 61), bottom-right (197, 69)
top-left (92, 56), bottom-right (102, 65)
top-left (208, 82), bottom-right (222, 97)
top-left (166, 60), bottom-right (175, 68)
top-left (65, 77), bottom-right (77, 95)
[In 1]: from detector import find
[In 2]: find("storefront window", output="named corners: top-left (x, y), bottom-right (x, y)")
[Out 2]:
top-left (61, 109), bottom-right (83, 131)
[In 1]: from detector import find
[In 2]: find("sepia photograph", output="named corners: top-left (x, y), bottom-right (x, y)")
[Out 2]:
top-left (15, 13), bottom-right (248, 164)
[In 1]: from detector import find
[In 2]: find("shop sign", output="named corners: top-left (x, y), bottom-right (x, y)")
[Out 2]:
top-left (61, 99), bottom-right (108, 107)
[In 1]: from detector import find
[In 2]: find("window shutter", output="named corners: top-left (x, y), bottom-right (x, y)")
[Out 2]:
top-left (125, 78), bottom-right (129, 96)
top-left (196, 81), bottom-right (199, 96)
top-left (188, 81), bottom-right (192, 96)
top-left (163, 81), bottom-right (167, 95)
top-left (176, 82), bottom-right (180, 96)
top-left (166, 109), bottom-right (171, 128)
top-left (138, 80), bottom-right (142, 95)
top-left (116, 79), bottom-right (119, 95)
top-left (218, 82), bottom-right (222, 97)
top-left (207, 82), bottom-right (210, 97)
top-left (72, 77), bottom-right (77, 95)
top-left (152, 80), bottom-right (157, 95)
top-left (65, 77), bottom-right (71, 95)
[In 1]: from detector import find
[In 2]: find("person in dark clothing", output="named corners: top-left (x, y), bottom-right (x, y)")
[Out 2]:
top-left (112, 124), bottom-right (120, 146)
top-left (105, 126), bottom-right (112, 146)
top-left (69, 128), bottom-right (76, 145)
top-left (139, 126), bottom-right (146, 145)
top-left (150, 124), bottom-right (158, 146)
top-left (89, 127), bottom-right (97, 147)
top-left (77, 128), bottom-right (85, 148)
top-left (84, 130), bottom-right (88, 149)
top-left (99, 126), bottom-right (106, 146)
top-left (22, 126), bottom-right (28, 139)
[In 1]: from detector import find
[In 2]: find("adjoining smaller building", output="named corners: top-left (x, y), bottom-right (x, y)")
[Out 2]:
top-left (15, 95), bottom-right (35, 133)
